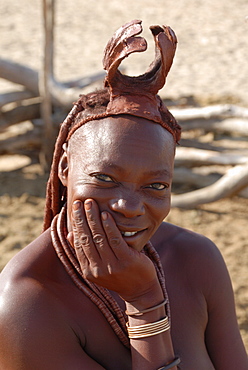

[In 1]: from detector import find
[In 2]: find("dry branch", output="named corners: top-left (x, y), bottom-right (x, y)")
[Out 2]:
top-left (171, 104), bottom-right (248, 120)
top-left (171, 163), bottom-right (248, 208)
top-left (239, 186), bottom-right (248, 198)
top-left (175, 147), bottom-right (248, 167)
top-left (0, 90), bottom-right (37, 108)
top-left (0, 57), bottom-right (104, 109)
top-left (0, 58), bottom-right (39, 94)
top-left (173, 168), bottom-right (220, 188)
top-left (0, 128), bottom-right (41, 154)
top-left (0, 102), bottom-right (41, 131)
top-left (207, 118), bottom-right (248, 135)
top-left (180, 118), bottom-right (248, 136)
top-left (179, 138), bottom-right (225, 152)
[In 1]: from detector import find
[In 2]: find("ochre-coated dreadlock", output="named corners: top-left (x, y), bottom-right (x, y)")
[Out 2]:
top-left (43, 20), bottom-right (180, 348)
top-left (43, 88), bottom-right (111, 230)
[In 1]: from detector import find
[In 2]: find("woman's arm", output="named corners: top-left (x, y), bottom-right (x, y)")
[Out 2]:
top-left (125, 291), bottom-right (178, 370)
top-left (200, 240), bottom-right (248, 369)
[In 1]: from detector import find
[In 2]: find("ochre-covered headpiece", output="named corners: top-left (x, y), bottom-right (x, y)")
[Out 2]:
top-left (67, 19), bottom-right (181, 142)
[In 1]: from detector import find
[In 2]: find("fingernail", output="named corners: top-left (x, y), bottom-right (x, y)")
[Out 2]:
top-left (84, 200), bottom-right (92, 211)
top-left (101, 212), bottom-right (108, 221)
top-left (73, 201), bottom-right (81, 211)
top-left (67, 231), bottom-right (73, 245)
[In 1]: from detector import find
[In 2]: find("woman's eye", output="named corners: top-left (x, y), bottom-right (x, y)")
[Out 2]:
top-left (147, 183), bottom-right (168, 190)
top-left (95, 174), bottom-right (113, 182)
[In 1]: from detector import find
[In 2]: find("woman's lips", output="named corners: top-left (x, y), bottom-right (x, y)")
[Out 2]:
top-left (120, 228), bottom-right (147, 237)
top-left (120, 229), bottom-right (148, 247)
top-left (121, 231), bottom-right (139, 237)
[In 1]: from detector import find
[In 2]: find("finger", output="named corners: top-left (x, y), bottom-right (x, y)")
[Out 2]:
top-left (72, 200), bottom-right (100, 265)
top-left (67, 231), bottom-right (74, 246)
top-left (84, 199), bottom-right (115, 259)
top-left (101, 211), bottom-right (131, 260)
top-left (71, 216), bottom-right (89, 273)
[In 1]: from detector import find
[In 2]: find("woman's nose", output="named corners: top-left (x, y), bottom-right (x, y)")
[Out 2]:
top-left (109, 196), bottom-right (145, 218)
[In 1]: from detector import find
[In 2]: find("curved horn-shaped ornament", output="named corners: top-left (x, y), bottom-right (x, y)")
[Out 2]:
top-left (103, 20), bottom-right (146, 74)
top-left (102, 20), bottom-right (180, 142)
top-left (103, 20), bottom-right (177, 95)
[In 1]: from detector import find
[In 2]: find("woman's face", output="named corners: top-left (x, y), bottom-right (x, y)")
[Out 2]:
top-left (60, 115), bottom-right (175, 251)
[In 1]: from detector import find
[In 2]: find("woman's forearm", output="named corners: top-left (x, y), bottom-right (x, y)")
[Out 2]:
top-left (125, 283), bottom-right (178, 370)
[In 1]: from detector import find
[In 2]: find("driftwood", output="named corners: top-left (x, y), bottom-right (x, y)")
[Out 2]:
top-left (175, 147), bottom-right (248, 167)
top-left (0, 58), bottom-right (39, 95)
top-left (178, 138), bottom-right (225, 152)
top-left (0, 90), bottom-right (36, 108)
top-left (171, 163), bottom-right (248, 208)
top-left (0, 128), bottom-right (41, 154)
top-left (0, 57), bottom-right (105, 109)
top-left (180, 118), bottom-right (248, 136)
top-left (0, 102), bottom-right (41, 130)
top-left (171, 104), bottom-right (248, 120)
top-left (173, 168), bottom-right (220, 188)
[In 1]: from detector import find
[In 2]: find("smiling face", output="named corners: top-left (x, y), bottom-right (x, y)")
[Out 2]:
top-left (59, 115), bottom-right (175, 251)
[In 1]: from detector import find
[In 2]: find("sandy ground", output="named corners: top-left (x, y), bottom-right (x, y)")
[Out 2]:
top-left (0, 0), bottom-right (248, 351)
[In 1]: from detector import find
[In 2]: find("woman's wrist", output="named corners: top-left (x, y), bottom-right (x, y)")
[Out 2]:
top-left (124, 277), bottom-right (165, 314)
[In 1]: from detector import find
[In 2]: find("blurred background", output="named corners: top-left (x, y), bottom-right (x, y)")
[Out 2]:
top-left (0, 0), bottom-right (248, 349)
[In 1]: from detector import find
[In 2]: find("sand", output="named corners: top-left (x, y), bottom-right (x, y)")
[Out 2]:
top-left (0, 0), bottom-right (247, 351)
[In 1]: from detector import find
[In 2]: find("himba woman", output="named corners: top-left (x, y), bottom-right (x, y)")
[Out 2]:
top-left (0, 20), bottom-right (247, 370)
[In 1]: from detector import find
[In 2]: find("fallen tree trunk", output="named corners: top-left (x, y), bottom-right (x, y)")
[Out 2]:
top-left (171, 163), bottom-right (248, 208)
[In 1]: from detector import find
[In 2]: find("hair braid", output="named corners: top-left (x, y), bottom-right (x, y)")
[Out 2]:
top-left (43, 88), bottom-right (111, 230)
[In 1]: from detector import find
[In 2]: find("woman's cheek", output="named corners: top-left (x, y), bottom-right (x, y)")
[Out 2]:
top-left (71, 184), bottom-right (111, 210)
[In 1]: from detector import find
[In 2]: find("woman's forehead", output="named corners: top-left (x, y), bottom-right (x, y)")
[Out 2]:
top-left (69, 115), bottom-right (175, 152)
top-left (67, 116), bottom-right (175, 179)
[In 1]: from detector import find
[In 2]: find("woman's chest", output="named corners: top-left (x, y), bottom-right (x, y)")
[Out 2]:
top-left (166, 272), bottom-right (214, 368)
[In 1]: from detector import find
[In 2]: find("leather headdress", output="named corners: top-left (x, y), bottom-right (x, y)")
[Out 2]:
top-left (103, 19), bottom-right (181, 142)
top-left (67, 20), bottom-right (181, 143)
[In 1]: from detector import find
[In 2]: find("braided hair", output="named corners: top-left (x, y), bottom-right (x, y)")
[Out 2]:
top-left (43, 88), bottom-right (111, 230)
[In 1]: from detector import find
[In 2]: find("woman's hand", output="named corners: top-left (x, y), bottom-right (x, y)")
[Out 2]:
top-left (69, 198), bottom-right (159, 303)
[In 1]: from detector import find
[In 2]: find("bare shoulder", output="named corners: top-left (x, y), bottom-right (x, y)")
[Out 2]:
top-left (151, 221), bottom-right (230, 295)
top-left (0, 228), bottom-right (80, 325)
top-left (0, 231), bottom-right (97, 369)
top-left (152, 221), bottom-right (222, 263)
top-left (0, 229), bottom-right (71, 336)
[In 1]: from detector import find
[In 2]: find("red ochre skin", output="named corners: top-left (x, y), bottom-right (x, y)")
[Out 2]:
top-left (0, 116), bottom-right (247, 370)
